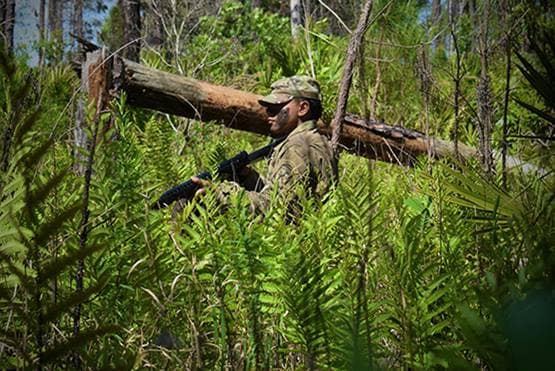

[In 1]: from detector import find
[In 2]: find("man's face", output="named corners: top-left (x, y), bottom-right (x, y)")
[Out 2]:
top-left (265, 99), bottom-right (301, 137)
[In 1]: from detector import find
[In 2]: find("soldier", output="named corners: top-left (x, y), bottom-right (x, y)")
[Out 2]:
top-left (192, 75), bottom-right (337, 214)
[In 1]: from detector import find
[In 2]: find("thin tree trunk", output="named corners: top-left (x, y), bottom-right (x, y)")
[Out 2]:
top-left (501, 0), bottom-right (511, 188)
top-left (290, 0), bottom-right (302, 41)
top-left (432, 0), bottom-right (441, 24)
top-left (0, 2), bottom-right (4, 42)
top-left (73, 0), bottom-right (83, 54)
top-left (1, 0), bottom-right (15, 52)
top-left (48, 0), bottom-right (63, 62)
top-left (431, 0), bottom-right (442, 49)
top-left (450, 1), bottom-right (462, 160)
top-left (450, 0), bottom-right (461, 22)
top-left (38, 0), bottom-right (46, 66)
top-left (122, 0), bottom-right (141, 62)
top-left (56, 0), bottom-right (63, 37)
top-left (303, 0), bottom-right (316, 77)
top-left (331, 0), bottom-right (374, 154)
top-left (72, 0), bottom-right (85, 177)
top-left (476, 0), bottom-right (494, 175)
top-left (72, 94), bottom-right (101, 369)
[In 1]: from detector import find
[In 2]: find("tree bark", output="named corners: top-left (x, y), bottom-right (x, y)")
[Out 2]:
top-left (501, 0), bottom-right (511, 188)
top-left (143, 0), bottom-right (165, 48)
top-left (431, 0), bottom-right (441, 24)
top-left (122, 0), bottom-right (141, 62)
top-left (48, 0), bottom-right (63, 62)
top-left (0, 0), bottom-right (15, 52)
top-left (0, 3), bottom-right (5, 49)
top-left (476, 0), bottom-right (493, 175)
top-left (38, 0), bottom-right (46, 66)
top-left (450, 15), bottom-right (462, 160)
top-left (290, 0), bottom-right (302, 41)
top-left (73, 0), bottom-right (83, 55)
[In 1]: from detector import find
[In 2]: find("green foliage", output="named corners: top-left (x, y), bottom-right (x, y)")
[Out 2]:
top-left (514, 33), bottom-right (555, 126)
top-left (0, 50), bottom-right (117, 369)
top-left (2, 1), bottom-right (554, 369)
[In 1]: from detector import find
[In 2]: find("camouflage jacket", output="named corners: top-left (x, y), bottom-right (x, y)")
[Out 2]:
top-left (214, 120), bottom-right (337, 214)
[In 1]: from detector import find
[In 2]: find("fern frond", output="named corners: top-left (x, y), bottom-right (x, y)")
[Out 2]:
top-left (33, 202), bottom-right (81, 246)
top-left (41, 325), bottom-right (120, 363)
top-left (39, 244), bottom-right (104, 285)
top-left (42, 274), bottom-right (109, 322)
top-left (0, 51), bottom-right (117, 368)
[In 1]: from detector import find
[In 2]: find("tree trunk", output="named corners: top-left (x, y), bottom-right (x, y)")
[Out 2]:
top-left (1, 0), bottom-right (15, 52)
top-left (143, 0), bottom-right (164, 48)
top-left (431, 0), bottom-right (441, 24)
top-left (6, 0), bottom-right (15, 51)
top-left (501, 0), bottom-right (511, 187)
top-left (73, 0), bottom-right (83, 53)
top-left (330, 0), bottom-right (374, 153)
top-left (48, 0), bottom-right (63, 62)
top-left (290, 0), bottom-right (302, 41)
top-left (56, 0), bottom-right (63, 33)
top-left (476, 0), bottom-right (493, 175)
top-left (73, 0), bottom-right (86, 176)
top-left (449, 0), bottom-right (460, 23)
top-left (122, 0), bottom-right (141, 62)
top-left (38, 0), bottom-right (46, 66)
top-left (450, 10), bottom-right (462, 160)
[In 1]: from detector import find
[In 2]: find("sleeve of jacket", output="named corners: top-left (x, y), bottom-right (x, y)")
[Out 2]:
top-left (213, 136), bottom-right (308, 214)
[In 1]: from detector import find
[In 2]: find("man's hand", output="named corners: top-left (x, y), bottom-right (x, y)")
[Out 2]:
top-left (191, 176), bottom-right (211, 197)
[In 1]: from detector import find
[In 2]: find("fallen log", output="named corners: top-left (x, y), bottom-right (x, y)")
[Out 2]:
top-left (112, 56), bottom-right (474, 165)
top-left (78, 53), bottom-right (531, 171)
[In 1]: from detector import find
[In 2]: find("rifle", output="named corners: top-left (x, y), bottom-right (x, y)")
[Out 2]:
top-left (152, 137), bottom-right (285, 209)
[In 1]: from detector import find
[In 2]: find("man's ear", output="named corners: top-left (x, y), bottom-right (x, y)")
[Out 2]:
top-left (298, 100), bottom-right (310, 119)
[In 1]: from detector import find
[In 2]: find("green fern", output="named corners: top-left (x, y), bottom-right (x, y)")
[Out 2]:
top-left (333, 164), bottom-right (380, 370)
top-left (0, 50), bottom-right (117, 368)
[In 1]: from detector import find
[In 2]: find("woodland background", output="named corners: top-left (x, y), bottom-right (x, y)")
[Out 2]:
top-left (0, 0), bottom-right (554, 369)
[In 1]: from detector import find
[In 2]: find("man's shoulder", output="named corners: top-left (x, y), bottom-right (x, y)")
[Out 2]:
top-left (287, 125), bottom-right (330, 145)
top-left (278, 129), bottom-right (325, 155)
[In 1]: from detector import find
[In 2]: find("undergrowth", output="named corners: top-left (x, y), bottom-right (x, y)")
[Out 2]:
top-left (1, 1), bottom-right (554, 369)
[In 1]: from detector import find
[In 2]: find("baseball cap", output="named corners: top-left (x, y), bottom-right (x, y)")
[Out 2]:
top-left (259, 75), bottom-right (321, 106)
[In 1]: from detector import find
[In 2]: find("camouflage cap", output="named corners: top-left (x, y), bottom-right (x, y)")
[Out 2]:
top-left (259, 75), bottom-right (321, 106)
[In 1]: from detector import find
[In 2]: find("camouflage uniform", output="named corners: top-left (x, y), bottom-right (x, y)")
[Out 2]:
top-left (214, 76), bottom-right (337, 214)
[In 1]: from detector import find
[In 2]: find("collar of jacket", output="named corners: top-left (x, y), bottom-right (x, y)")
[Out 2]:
top-left (287, 119), bottom-right (316, 138)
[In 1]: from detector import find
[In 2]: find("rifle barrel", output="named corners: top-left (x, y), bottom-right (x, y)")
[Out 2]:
top-left (151, 137), bottom-right (285, 210)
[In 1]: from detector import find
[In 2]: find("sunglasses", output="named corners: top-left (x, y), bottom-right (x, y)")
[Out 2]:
top-left (265, 100), bottom-right (292, 117)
